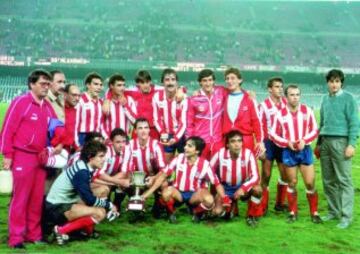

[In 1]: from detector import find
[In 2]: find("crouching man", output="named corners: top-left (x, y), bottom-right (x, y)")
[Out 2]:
top-left (211, 130), bottom-right (263, 227)
top-left (44, 141), bottom-right (118, 245)
top-left (142, 136), bottom-right (225, 223)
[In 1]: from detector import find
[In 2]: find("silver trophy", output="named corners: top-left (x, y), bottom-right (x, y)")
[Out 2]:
top-left (127, 171), bottom-right (146, 211)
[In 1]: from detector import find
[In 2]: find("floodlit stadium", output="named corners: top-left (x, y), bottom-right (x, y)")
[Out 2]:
top-left (0, 1), bottom-right (360, 253)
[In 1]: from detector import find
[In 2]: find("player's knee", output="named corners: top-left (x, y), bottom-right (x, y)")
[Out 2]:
top-left (252, 185), bottom-right (262, 198)
top-left (304, 182), bottom-right (315, 191)
top-left (213, 206), bottom-right (223, 216)
top-left (203, 194), bottom-right (214, 207)
top-left (288, 178), bottom-right (297, 188)
top-left (94, 208), bottom-right (106, 222)
top-left (161, 187), bottom-right (173, 201)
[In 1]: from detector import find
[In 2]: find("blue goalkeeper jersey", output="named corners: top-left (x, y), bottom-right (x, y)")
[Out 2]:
top-left (46, 159), bottom-right (111, 210)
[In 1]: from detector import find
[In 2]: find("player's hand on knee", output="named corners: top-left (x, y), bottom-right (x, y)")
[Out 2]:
top-left (234, 189), bottom-right (245, 200)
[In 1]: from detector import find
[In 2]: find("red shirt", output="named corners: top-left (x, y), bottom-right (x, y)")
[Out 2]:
top-left (65, 104), bottom-right (77, 148)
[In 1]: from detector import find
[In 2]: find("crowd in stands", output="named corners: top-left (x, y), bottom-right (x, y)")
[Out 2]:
top-left (0, 1), bottom-right (359, 67)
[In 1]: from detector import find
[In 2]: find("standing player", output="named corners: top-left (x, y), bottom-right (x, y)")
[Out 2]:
top-left (125, 70), bottom-right (163, 139)
top-left (211, 130), bottom-right (262, 226)
top-left (75, 72), bottom-right (104, 147)
top-left (142, 136), bottom-right (225, 223)
top-left (317, 69), bottom-right (359, 229)
top-left (258, 77), bottom-right (288, 213)
top-left (0, 69), bottom-right (57, 248)
top-left (101, 74), bottom-right (137, 140)
top-left (153, 68), bottom-right (188, 163)
top-left (44, 141), bottom-right (118, 246)
top-left (187, 69), bottom-right (227, 160)
top-left (222, 67), bottom-right (264, 154)
top-left (270, 85), bottom-right (322, 223)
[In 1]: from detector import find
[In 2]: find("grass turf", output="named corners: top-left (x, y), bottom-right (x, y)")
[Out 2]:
top-left (0, 103), bottom-right (359, 254)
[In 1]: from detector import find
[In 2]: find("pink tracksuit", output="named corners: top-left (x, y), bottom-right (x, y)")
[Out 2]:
top-left (187, 86), bottom-right (227, 159)
top-left (0, 92), bottom-right (56, 246)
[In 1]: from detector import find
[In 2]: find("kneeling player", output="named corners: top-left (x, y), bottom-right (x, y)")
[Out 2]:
top-left (142, 136), bottom-right (225, 223)
top-left (271, 85), bottom-right (322, 224)
top-left (211, 130), bottom-right (262, 226)
top-left (44, 141), bottom-right (118, 245)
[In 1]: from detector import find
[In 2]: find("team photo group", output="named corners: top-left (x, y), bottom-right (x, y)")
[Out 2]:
top-left (0, 67), bottom-right (358, 249)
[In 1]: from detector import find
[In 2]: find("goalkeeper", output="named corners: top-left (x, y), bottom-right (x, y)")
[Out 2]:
top-left (44, 140), bottom-right (118, 245)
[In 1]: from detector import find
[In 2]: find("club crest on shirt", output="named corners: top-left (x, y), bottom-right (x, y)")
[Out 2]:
top-left (220, 159), bottom-right (231, 167)
top-left (158, 101), bottom-right (165, 108)
top-left (198, 105), bottom-right (205, 112)
top-left (216, 99), bottom-right (222, 104)
top-left (30, 113), bottom-right (38, 121)
top-left (132, 150), bottom-right (139, 157)
top-left (241, 106), bottom-right (248, 111)
top-left (84, 103), bottom-right (91, 110)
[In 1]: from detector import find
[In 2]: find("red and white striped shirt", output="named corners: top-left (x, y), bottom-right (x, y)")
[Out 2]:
top-left (210, 147), bottom-right (259, 193)
top-left (101, 96), bottom-right (137, 139)
top-left (258, 97), bottom-right (287, 139)
top-left (121, 138), bottom-right (166, 176)
top-left (99, 144), bottom-right (123, 176)
top-left (75, 92), bottom-right (103, 146)
top-left (270, 104), bottom-right (319, 148)
top-left (163, 154), bottom-right (220, 192)
top-left (152, 90), bottom-right (188, 141)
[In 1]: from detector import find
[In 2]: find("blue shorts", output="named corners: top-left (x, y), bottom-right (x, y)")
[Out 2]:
top-left (180, 191), bottom-right (194, 203)
top-left (163, 135), bottom-right (185, 153)
top-left (77, 133), bottom-right (88, 147)
top-left (223, 184), bottom-right (242, 199)
top-left (264, 139), bottom-right (283, 162)
top-left (282, 145), bottom-right (313, 167)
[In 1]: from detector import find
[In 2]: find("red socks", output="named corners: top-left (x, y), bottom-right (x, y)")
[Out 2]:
top-left (247, 196), bottom-right (263, 217)
top-left (261, 187), bottom-right (269, 213)
top-left (275, 180), bottom-right (288, 207)
top-left (287, 188), bottom-right (298, 215)
top-left (58, 216), bottom-right (96, 235)
top-left (306, 190), bottom-right (319, 215)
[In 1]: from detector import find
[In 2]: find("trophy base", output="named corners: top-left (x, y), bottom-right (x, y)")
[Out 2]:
top-left (127, 201), bottom-right (145, 211)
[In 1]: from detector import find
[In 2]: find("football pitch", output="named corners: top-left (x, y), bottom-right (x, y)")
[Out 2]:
top-left (0, 103), bottom-right (359, 254)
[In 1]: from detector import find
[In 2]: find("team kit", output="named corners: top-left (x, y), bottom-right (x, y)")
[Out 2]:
top-left (1, 67), bottom-right (358, 248)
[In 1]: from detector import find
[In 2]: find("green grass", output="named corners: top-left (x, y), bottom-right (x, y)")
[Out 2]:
top-left (0, 103), bottom-right (359, 254)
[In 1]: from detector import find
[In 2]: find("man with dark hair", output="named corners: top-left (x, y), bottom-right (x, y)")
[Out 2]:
top-left (47, 70), bottom-right (66, 122)
top-left (121, 118), bottom-right (166, 217)
top-left (317, 69), bottom-right (359, 229)
top-left (75, 72), bottom-right (104, 147)
top-left (64, 84), bottom-right (81, 151)
top-left (153, 68), bottom-right (188, 163)
top-left (91, 128), bottom-right (130, 210)
top-left (45, 141), bottom-right (118, 246)
top-left (101, 73), bottom-right (137, 139)
top-left (0, 69), bottom-right (57, 248)
top-left (271, 85), bottom-right (321, 224)
top-left (121, 118), bottom-right (166, 182)
top-left (211, 130), bottom-right (263, 226)
top-left (258, 77), bottom-right (288, 214)
top-left (222, 67), bottom-right (264, 154)
top-left (125, 70), bottom-right (163, 139)
top-left (187, 69), bottom-right (227, 160)
top-left (142, 136), bottom-right (225, 223)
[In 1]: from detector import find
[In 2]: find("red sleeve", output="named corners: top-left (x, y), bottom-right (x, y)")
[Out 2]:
top-left (186, 98), bottom-right (196, 138)
top-left (0, 97), bottom-right (24, 159)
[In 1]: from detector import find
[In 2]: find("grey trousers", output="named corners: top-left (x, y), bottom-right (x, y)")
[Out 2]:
top-left (320, 136), bottom-right (354, 221)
